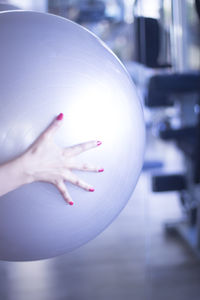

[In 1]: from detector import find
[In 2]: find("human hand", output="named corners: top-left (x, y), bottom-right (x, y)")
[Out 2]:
top-left (22, 113), bottom-right (103, 205)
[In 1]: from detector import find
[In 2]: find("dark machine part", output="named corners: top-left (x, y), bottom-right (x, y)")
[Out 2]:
top-left (134, 16), bottom-right (171, 68)
top-left (145, 73), bottom-right (200, 107)
top-left (152, 174), bottom-right (187, 192)
top-left (134, 16), bottom-right (160, 68)
top-left (196, 0), bottom-right (200, 19)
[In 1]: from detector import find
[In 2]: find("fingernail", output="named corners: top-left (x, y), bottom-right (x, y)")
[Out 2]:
top-left (89, 188), bottom-right (95, 192)
top-left (56, 113), bottom-right (64, 121)
top-left (69, 201), bottom-right (74, 206)
top-left (98, 169), bottom-right (104, 172)
top-left (97, 141), bottom-right (102, 146)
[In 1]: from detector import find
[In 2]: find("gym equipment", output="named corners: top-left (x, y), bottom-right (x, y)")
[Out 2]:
top-left (133, 0), bottom-right (200, 258)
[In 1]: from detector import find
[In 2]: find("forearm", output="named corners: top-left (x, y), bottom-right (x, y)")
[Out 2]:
top-left (0, 156), bottom-right (31, 196)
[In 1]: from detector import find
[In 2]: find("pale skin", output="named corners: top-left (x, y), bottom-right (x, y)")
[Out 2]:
top-left (0, 113), bottom-right (103, 205)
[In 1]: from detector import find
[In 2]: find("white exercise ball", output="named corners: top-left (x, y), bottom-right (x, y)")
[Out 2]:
top-left (0, 11), bottom-right (145, 261)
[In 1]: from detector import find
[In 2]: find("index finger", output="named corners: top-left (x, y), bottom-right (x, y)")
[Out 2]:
top-left (40, 113), bottom-right (64, 140)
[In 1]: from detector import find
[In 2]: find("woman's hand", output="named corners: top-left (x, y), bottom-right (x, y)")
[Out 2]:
top-left (0, 113), bottom-right (103, 205)
top-left (22, 113), bottom-right (103, 205)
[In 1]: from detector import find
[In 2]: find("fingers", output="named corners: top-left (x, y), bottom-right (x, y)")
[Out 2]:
top-left (53, 169), bottom-right (96, 205)
top-left (54, 180), bottom-right (74, 205)
top-left (68, 162), bottom-right (104, 173)
top-left (65, 140), bottom-right (102, 157)
top-left (41, 113), bottom-right (64, 140)
top-left (64, 173), bottom-right (95, 192)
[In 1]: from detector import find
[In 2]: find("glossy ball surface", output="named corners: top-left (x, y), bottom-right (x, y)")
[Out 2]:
top-left (0, 11), bottom-right (145, 261)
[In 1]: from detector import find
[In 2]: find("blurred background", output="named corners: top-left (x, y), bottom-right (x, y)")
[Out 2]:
top-left (0, 0), bottom-right (200, 299)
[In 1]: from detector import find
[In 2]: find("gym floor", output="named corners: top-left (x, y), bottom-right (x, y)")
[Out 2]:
top-left (0, 134), bottom-right (200, 300)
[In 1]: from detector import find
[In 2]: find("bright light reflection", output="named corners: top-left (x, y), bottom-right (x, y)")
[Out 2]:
top-left (67, 80), bottom-right (129, 146)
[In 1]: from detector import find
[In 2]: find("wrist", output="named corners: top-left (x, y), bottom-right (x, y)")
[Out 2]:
top-left (0, 154), bottom-right (34, 197)
top-left (15, 153), bottom-right (35, 185)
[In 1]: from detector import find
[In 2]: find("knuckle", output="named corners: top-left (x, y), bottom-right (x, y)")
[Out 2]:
top-left (54, 179), bottom-right (62, 187)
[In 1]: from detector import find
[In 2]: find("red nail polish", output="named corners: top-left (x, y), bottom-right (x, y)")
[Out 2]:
top-left (69, 201), bottom-right (74, 206)
top-left (56, 113), bottom-right (64, 121)
top-left (97, 141), bottom-right (102, 146)
top-left (89, 188), bottom-right (95, 192)
top-left (98, 169), bottom-right (104, 172)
